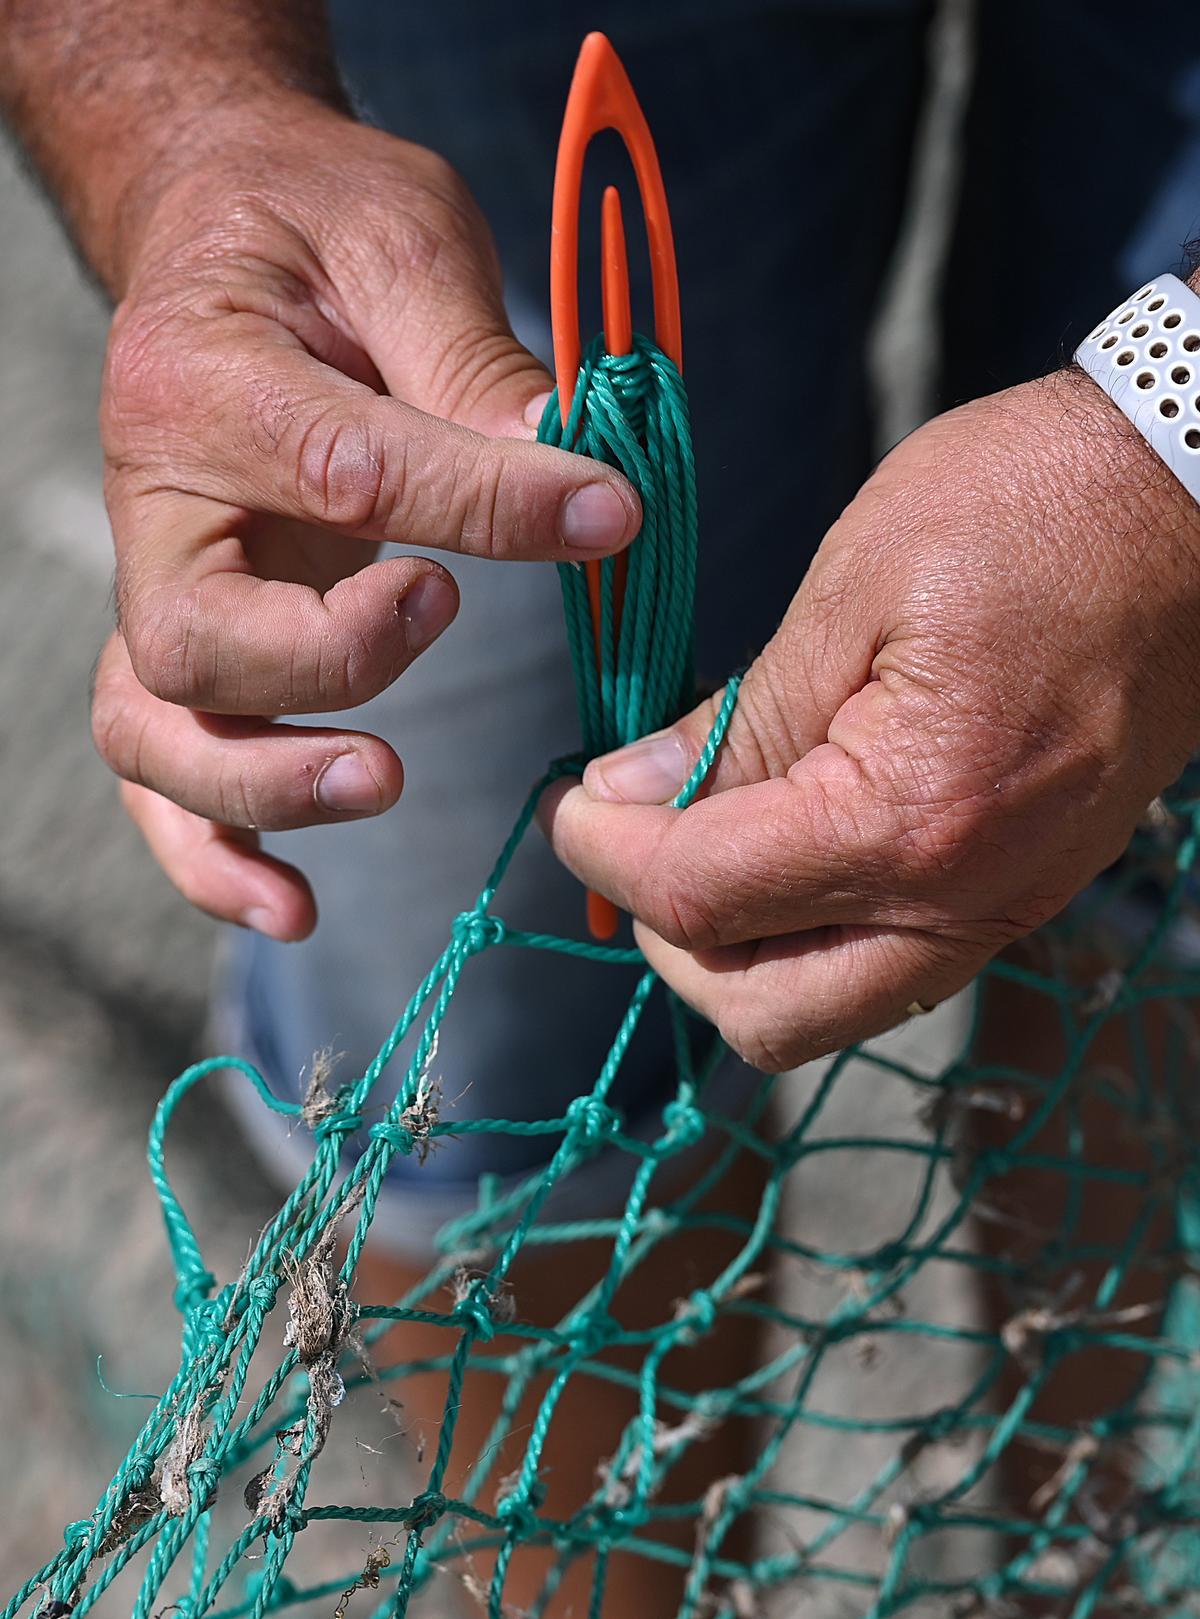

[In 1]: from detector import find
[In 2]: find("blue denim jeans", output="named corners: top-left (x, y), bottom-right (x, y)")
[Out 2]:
top-left (218, 0), bottom-right (1200, 1249)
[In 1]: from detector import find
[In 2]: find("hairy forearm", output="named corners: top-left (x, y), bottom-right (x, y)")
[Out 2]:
top-left (0, 0), bottom-right (349, 292)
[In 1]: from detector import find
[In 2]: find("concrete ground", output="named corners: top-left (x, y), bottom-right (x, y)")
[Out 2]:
top-left (0, 132), bottom-right (291, 1579)
top-left (0, 5), bottom-right (977, 1612)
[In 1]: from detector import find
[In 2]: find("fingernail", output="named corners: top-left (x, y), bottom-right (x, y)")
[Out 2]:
top-left (316, 752), bottom-right (382, 814)
top-left (561, 482), bottom-right (634, 551)
top-left (584, 730), bottom-right (690, 805)
top-left (401, 572), bottom-right (457, 651)
top-left (242, 906), bottom-right (278, 935)
top-left (523, 390), bottom-right (552, 431)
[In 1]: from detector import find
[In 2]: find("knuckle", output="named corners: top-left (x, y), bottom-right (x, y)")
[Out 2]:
top-left (104, 303), bottom-right (162, 404)
top-left (102, 300), bottom-right (181, 451)
top-left (640, 815), bottom-right (746, 951)
top-left (93, 693), bottom-right (154, 793)
top-left (213, 764), bottom-right (256, 830)
top-left (291, 407), bottom-right (392, 533)
top-left (642, 867), bottom-right (723, 954)
top-left (718, 997), bottom-right (798, 1075)
top-left (124, 590), bottom-right (207, 707)
top-left (394, 436), bottom-right (500, 557)
top-left (303, 579), bottom-right (406, 711)
top-left (312, 623), bottom-right (367, 711)
top-left (453, 447), bottom-right (506, 559)
top-left (90, 676), bottom-right (133, 776)
top-left (339, 614), bottom-right (402, 703)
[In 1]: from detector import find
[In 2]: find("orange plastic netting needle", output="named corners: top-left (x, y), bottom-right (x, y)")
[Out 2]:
top-left (550, 32), bottom-right (683, 941)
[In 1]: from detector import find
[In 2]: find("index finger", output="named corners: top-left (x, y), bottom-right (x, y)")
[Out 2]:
top-left (540, 743), bottom-right (929, 951)
top-left (106, 316), bottom-right (642, 564)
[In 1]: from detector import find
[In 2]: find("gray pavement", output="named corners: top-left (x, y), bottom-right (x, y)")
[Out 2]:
top-left (0, 133), bottom-right (278, 1583)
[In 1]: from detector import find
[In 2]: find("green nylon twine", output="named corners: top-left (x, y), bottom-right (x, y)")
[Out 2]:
top-left (539, 335), bottom-right (697, 758)
top-left (9, 336), bottom-right (1200, 1618)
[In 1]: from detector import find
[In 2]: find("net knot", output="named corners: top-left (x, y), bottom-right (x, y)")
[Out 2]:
top-left (63, 1520), bottom-right (91, 1551)
top-left (185, 1298), bottom-right (225, 1352)
top-left (247, 1275), bottom-right (280, 1310)
top-left (496, 1488), bottom-right (542, 1538)
top-left (660, 1100), bottom-right (706, 1150)
top-left (452, 909), bottom-right (506, 956)
top-left (575, 1310), bottom-right (619, 1355)
top-left (186, 1457), bottom-right (220, 1501)
top-left (606, 1501), bottom-right (649, 1532)
top-left (974, 1148), bottom-right (1009, 1181)
top-left (407, 1490), bottom-right (446, 1533)
top-left (313, 1110), bottom-right (363, 1143)
top-left (455, 1283), bottom-right (499, 1342)
top-left (369, 1120), bottom-right (416, 1155)
top-left (270, 1506), bottom-right (308, 1539)
top-left (677, 1289), bottom-right (718, 1340)
top-left (565, 1096), bottom-right (621, 1147)
top-left (173, 1270), bottom-right (216, 1315)
top-left (122, 1454), bottom-right (155, 1492)
top-left (922, 1409), bottom-right (956, 1445)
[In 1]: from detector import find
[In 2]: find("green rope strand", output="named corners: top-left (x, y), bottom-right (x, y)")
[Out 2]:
top-left (9, 333), bottom-right (1200, 1619)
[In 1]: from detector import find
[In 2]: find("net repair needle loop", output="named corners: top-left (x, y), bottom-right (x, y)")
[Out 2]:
top-left (551, 31), bottom-right (683, 939)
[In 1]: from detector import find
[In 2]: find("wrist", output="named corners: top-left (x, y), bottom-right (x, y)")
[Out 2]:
top-left (1018, 368), bottom-right (1200, 752)
top-left (1026, 365), bottom-right (1200, 567)
top-left (1, 3), bottom-right (350, 296)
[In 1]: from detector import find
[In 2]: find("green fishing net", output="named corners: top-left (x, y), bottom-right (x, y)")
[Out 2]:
top-left (9, 335), bottom-right (1200, 1619)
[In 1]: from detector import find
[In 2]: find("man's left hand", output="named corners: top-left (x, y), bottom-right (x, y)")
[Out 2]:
top-left (543, 373), bottom-right (1200, 1071)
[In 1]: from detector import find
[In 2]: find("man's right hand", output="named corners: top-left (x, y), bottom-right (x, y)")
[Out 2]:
top-left (85, 101), bottom-right (640, 939)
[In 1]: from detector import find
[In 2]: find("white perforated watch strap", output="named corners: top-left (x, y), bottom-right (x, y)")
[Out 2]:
top-left (1075, 272), bottom-right (1200, 504)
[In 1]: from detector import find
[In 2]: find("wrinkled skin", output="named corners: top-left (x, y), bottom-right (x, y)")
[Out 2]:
top-left (89, 104), bottom-right (640, 938)
top-left (81, 101), bottom-right (1200, 1068)
top-left (543, 374), bottom-right (1200, 1070)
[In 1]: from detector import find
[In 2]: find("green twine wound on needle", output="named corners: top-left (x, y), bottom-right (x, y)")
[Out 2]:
top-left (539, 333), bottom-right (698, 759)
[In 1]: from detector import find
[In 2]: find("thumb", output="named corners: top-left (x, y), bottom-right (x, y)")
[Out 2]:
top-left (352, 250), bottom-right (637, 539)
top-left (581, 586), bottom-right (875, 807)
